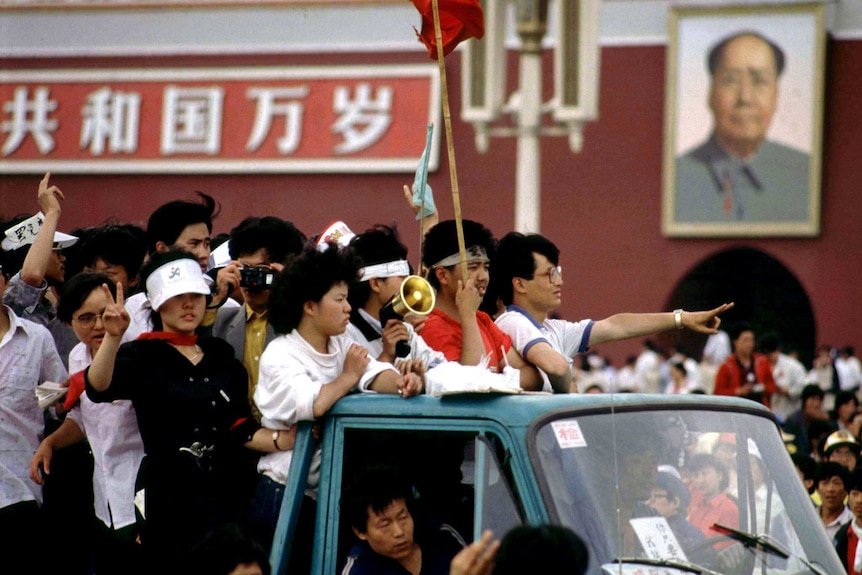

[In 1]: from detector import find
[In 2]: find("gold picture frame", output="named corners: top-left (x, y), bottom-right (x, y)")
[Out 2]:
top-left (661, 3), bottom-right (825, 237)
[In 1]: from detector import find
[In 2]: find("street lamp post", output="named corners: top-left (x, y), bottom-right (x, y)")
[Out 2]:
top-left (461, 0), bottom-right (601, 233)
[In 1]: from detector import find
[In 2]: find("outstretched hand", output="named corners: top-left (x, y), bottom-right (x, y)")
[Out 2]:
top-left (101, 282), bottom-right (130, 337)
top-left (683, 302), bottom-right (734, 334)
top-left (449, 530), bottom-right (499, 575)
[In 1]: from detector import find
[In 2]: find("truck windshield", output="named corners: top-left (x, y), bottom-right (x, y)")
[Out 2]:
top-left (531, 407), bottom-right (842, 575)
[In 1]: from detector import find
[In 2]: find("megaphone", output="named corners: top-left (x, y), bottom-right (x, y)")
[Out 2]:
top-left (378, 275), bottom-right (436, 358)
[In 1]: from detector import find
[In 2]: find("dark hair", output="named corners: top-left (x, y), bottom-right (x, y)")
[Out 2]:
top-left (848, 466), bottom-right (862, 494)
top-left (229, 216), bottom-right (307, 264)
top-left (0, 214), bottom-right (35, 275)
top-left (347, 224), bottom-right (410, 310)
top-left (686, 453), bottom-right (729, 492)
top-left (139, 249), bottom-right (206, 331)
top-left (707, 31), bottom-right (786, 77)
top-left (801, 384), bottom-right (825, 404)
top-left (145, 191), bottom-right (219, 254)
top-left (187, 523), bottom-right (271, 575)
top-left (422, 219), bottom-right (495, 290)
top-left (268, 244), bottom-right (361, 335)
top-left (835, 391), bottom-right (859, 412)
top-left (493, 525), bottom-right (589, 575)
top-left (655, 470), bottom-right (691, 514)
top-left (57, 273), bottom-right (116, 323)
top-left (759, 331), bottom-right (780, 354)
top-left (790, 453), bottom-right (817, 494)
top-left (816, 461), bottom-right (850, 491)
top-left (78, 223), bottom-right (147, 284)
top-left (492, 232), bottom-right (560, 307)
top-left (341, 467), bottom-right (414, 535)
top-left (729, 322), bottom-right (753, 342)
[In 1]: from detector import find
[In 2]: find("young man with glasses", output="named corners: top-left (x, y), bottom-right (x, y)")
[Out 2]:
top-left (492, 232), bottom-right (734, 393)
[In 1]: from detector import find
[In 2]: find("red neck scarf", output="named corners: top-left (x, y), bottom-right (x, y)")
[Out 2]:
top-left (137, 331), bottom-right (199, 346)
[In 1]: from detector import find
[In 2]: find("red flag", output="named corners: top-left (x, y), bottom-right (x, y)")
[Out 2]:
top-left (412, 0), bottom-right (485, 59)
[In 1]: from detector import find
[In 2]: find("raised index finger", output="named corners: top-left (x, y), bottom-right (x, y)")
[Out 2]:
top-left (115, 281), bottom-right (125, 306)
top-left (101, 283), bottom-right (116, 304)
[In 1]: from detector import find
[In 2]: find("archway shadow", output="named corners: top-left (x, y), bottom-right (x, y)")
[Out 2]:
top-left (659, 247), bottom-right (816, 367)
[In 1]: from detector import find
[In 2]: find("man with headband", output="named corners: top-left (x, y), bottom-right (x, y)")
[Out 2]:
top-left (347, 224), bottom-right (446, 370)
top-left (420, 220), bottom-right (542, 390)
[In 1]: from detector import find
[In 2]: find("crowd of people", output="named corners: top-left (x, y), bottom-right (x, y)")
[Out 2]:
top-left (0, 172), bottom-right (853, 574)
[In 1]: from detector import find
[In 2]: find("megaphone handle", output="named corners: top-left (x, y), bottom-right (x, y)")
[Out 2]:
top-left (395, 340), bottom-right (411, 358)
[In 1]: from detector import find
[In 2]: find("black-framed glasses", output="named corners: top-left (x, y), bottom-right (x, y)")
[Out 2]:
top-left (528, 265), bottom-right (562, 283)
top-left (71, 311), bottom-right (105, 329)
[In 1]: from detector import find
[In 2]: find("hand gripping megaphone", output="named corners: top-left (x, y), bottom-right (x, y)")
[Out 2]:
top-left (378, 275), bottom-right (436, 358)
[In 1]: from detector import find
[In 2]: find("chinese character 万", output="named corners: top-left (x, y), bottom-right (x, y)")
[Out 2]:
top-left (80, 87), bottom-right (142, 156)
top-left (1, 86), bottom-right (58, 156)
top-left (246, 86), bottom-right (309, 154)
top-left (331, 83), bottom-right (393, 155)
top-left (161, 86), bottom-right (224, 155)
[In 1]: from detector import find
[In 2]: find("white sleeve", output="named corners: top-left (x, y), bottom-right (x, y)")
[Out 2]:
top-left (407, 325), bottom-right (448, 369)
top-left (495, 312), bottom-right (547, 358)
top-left (544, 318), bottom-right (593, 358)
top-left (255, 342), bottom-right (320, 426)
top-left (357, 357), bottom-right (399, 391)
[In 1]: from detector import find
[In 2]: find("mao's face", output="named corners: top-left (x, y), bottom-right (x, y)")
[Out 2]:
top-left (709, 35), bottom-right (779, 156)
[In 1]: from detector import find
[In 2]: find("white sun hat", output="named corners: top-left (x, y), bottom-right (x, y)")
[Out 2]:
top-left (146, 257), bottom-right (211, 311)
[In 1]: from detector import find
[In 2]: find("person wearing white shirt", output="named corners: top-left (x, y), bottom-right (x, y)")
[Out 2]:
top-left (29, 273), bottom-right (146, 575)
top-left (836, 347), bottom-right (862, 393)
top-left (345, 224), bottom-right (447, 373)
top-left (0, 258), bottom-right (68, 573)
top-left (250, 244), bottom-right (423, 567)
top-left (491, 232), bottom-right (734, 393)
top-left (761, 333), bottom-right (808, 422)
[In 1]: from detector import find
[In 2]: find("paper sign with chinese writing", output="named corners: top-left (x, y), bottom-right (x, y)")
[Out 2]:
top-left (551, 419), bottom-right (587, 449)
top-left (630, 517), bottom-right (688, 561)
top-left (0, 65), bottom-right (440, 173)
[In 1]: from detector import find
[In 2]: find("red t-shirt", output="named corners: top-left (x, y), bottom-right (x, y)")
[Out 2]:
top-left (421, 308), bottom-right (512, 372)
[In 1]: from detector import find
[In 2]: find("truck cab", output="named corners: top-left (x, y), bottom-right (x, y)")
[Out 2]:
top-left (270, 392), bottom-right (842, 575)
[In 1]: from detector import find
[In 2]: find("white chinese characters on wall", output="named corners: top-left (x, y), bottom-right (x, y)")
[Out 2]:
top-left (1, 82), bottom-right (395, 158)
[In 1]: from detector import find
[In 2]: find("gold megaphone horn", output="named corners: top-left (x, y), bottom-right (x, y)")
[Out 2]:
top-left (379, 275), bottom-right (435, 320)
top-left (378, 275), bottom-right (436, 358)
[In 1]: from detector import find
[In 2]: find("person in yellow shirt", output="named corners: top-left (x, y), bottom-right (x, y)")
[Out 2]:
top-left (213, 216), bottom-right (306, 419)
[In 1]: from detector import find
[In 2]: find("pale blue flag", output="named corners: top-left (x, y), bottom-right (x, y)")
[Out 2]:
top-left (412, 124), bottom-right (436, 219)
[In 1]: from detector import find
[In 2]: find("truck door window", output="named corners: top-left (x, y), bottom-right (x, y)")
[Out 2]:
top-left (335, 427), bottom-right (523, 575)
top-left (474, 435), bottom-right (523, 541)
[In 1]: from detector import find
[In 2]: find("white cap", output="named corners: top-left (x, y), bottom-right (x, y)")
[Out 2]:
top-left (146, 258), bottom-right (210, 311)
top-left (52, 230), bottom-right (79, 250)
top-left (316, 221), bottom-right (355, 251)
top-left (1, 212), bottom-right (78, 252)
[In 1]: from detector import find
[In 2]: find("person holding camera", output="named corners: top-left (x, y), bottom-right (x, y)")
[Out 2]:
top-left (213, 216), bottom-right (306, 420)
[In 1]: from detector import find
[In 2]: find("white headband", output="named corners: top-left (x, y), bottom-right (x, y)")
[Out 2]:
top-left (1, 212), bottom-right (78, 252)
top-left (359, 260), bottom-right (410, 282)
top-left (431, 246), bottom-right (489, 268)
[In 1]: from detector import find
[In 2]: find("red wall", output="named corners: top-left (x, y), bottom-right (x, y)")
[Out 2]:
top-left (2, 41), bottom-right (860, 365)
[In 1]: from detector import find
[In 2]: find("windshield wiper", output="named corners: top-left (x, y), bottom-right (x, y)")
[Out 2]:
top-left (711, 523), bottom-right (829, 575)
top-left (609, 556), bottom-right (723, 575)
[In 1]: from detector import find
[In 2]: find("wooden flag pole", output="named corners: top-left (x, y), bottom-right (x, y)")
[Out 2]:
top-left (430, 0), bottom-right (469, 279)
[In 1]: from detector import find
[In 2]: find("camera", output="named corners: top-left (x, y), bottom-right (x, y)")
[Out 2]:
top-left (240, 266), bottom-right (275, 289)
